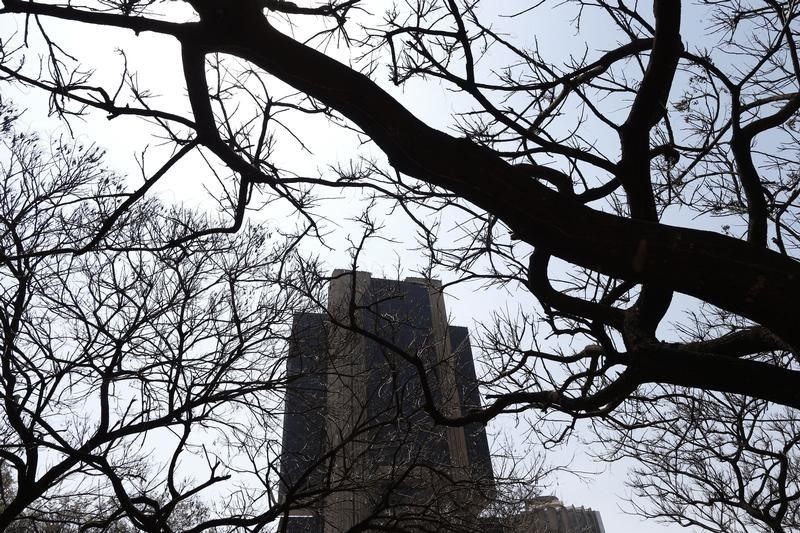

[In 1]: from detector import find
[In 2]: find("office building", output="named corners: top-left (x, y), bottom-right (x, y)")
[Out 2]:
top-left (278, 271), bottom-right (606, 533)
top-left (279, 271), bottom-right (493, 532)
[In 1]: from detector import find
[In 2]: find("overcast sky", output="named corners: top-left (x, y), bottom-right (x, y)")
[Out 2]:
top-left (0, 1), bottom-right (715, 531)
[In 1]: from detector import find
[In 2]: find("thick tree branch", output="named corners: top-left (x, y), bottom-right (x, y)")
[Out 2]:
top-left (1, 0), bottom-right (190, 37)
top-left (4, 0), bottom-right (800, 395)
top-left (527, 249), bottom-right (624, 328)
top-left (682, 327), bottom-right (792, 358)
top-left (617, 0), bottom-right (683, 337)
top-left (187, 16), bottom-right (800, 347)
top-left (635, 344), bottom-right (800, 410)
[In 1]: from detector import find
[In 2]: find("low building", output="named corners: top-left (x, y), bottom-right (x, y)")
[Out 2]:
top-left (507, 496), bottom-right (606, 533)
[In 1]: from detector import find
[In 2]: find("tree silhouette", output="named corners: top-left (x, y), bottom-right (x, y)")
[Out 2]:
top-left (0, 98), bottom-right (313, 530)
top-left (0, 0), bottom-right (797, 416)
top-left (1, 0), bottom-right (800, 530)
top-left (0, 98), bottom-right (557, 532)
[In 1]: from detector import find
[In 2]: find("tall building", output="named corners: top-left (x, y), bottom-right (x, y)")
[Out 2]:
top-left (279, 271), bottom-right (494, 532)
top-left (278, 270), bottom-right (606, 533)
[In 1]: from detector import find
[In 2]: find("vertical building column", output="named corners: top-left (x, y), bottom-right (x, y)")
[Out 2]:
top-left (324, 270), bottom-right (371, 533)
top-left (406, 277), bottom-right (470, 473)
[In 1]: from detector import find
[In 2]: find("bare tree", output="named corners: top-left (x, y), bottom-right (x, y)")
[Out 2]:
top-left (592, 386), bottom-right (800, 532)
top-left (0, 98), bottom-right (553, 532)
top-left (0, 97), bottom-right (314, 531)
top-left (0, 0), bottom-right (796, 415)
top-left (590, 311), bottom-right (800, 532)
top-left (1, 0), bottom-right (800, 530)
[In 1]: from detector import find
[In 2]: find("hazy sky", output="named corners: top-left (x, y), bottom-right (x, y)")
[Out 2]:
top-left (0, 1), bottom-right (712, 531)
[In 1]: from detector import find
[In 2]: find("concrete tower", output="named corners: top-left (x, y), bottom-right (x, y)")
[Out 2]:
top-left (278, 271), bottom-right (494, 532)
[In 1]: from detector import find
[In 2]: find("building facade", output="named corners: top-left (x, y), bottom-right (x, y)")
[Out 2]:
top-left (498, 497), bottom-right (607, 533)
top-left (279, 272), bottom-right (493, 532)
top-left (278, 271), bottom-right (606, 533)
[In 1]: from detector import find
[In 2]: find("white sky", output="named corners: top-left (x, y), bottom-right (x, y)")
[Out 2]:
top-left (0, 1), bottom-right (726, 531)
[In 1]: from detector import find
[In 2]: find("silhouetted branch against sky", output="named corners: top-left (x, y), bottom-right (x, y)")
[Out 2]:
top-left (1, 0), bottom-right (800, 531)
